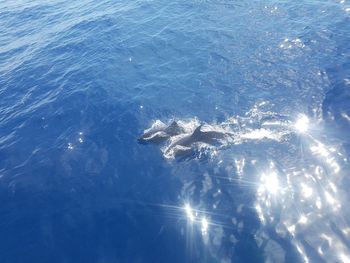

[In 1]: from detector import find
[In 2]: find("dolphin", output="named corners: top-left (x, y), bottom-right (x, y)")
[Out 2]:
top-left (139, 114), bottom-right (293, 159)
top-left (138, 120), bottom-right (185, 144)
top-left (163, 124), bottom-right (236, 158)
top-left (138, 120), bottom-right (237, 159)
top-left (169, 125), bottom-right (229, 146)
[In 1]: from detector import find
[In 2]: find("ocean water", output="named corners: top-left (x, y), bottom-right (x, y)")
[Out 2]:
top-left (1, 0), bottom-right (350, 262)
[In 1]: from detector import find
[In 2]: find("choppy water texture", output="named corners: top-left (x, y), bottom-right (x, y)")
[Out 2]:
top-left (1, 0), bottom-right (350, 262)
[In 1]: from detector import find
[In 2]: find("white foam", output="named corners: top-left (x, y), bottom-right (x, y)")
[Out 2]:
top-left (141, 107), bottom-right (311, 159)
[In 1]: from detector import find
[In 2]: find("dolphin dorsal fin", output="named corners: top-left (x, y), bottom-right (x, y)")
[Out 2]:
top-left (168, 121), bottom-right (179, 130)
top-left (165, 121), bottom-right (183, 135)
top-left (193, 125), bottom-right (203, 136)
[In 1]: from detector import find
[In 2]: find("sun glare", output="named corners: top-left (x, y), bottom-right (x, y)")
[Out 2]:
top-left (295, 114), bottom-right (310, 133)
top-left (184, 203), bottom-right (195, 222)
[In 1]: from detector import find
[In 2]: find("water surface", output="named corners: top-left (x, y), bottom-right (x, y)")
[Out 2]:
top-left (1, 0), bottom-right (350, 262)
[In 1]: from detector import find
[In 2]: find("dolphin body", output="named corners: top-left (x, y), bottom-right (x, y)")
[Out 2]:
top-left (139, 113), bottom-right (293, 159)
top-left (138, 120), bottom-right (186, 144)
top-left (138, 120), bottom-right (236, 159)
top-left (163, 124), bottom-right (235, 158)
top-left (167, 124), bottom-right (231, 148)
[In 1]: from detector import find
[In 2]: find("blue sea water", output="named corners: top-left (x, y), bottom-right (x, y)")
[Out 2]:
top-left (1, 0), bottom-right (350, 262)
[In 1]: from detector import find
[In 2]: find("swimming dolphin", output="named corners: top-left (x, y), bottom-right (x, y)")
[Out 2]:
top-left (138, 120), bottom-right (185, 144)
top-left (163, 124), bottom-right (236, 158)
top-left (139, 113), bottom-right (293, 159)
top-left (169, 124), bottom-right (231, 146)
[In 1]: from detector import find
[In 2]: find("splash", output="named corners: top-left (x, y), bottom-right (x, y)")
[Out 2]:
top-left (139, 108), bottom-right (301, 160)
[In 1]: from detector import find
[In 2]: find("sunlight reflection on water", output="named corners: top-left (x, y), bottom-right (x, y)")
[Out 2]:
top-left (166, 103), bottom-right (350, 262)
top-left (253, 112), bottom-right (350, 262)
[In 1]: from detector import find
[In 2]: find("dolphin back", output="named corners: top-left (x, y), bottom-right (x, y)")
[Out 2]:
top-left (164, 121), bottom-right (185, 136)
top-left (138, 120), bottom-right (186, 144)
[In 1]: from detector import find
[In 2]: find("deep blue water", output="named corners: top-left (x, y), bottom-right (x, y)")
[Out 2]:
top-left (1, 0), bottom-right (350, 262)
